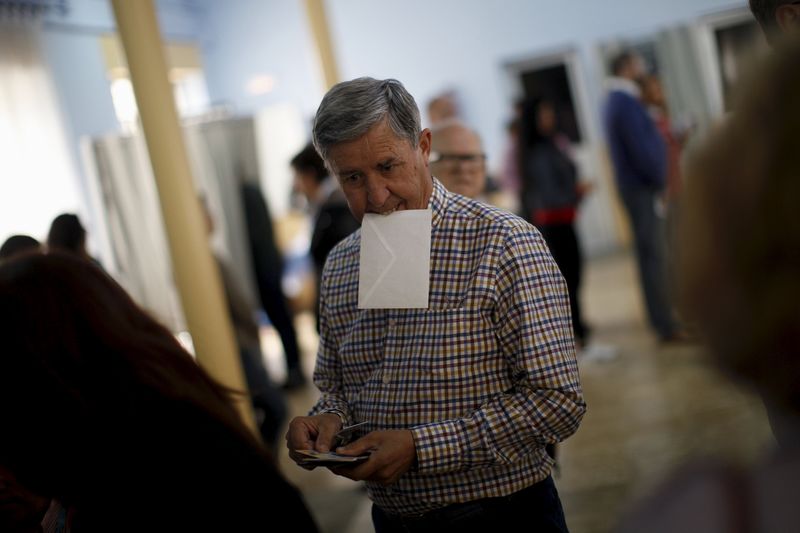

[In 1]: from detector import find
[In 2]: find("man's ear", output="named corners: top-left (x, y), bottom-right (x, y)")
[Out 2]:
top-left (418, 128), bottom-right (432, 168)
top-left (776, 4), bottom-right (800, 33)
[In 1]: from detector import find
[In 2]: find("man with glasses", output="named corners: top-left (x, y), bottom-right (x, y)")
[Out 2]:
top-left (429, 120), bottom-right (487, 200)
top-left (750, 0), bottom-right (800, 42)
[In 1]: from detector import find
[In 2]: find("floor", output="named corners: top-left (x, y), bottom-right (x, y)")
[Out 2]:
top-left (264, 251), bottom-right (774, 533)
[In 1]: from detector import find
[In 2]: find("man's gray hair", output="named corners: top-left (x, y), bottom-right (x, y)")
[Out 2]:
top-left (312, 77), bottom-right (421, 161)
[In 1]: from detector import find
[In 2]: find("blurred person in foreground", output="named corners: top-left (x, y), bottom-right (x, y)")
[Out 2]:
top-left (620, 38), bottom-right (800, 533)
top-left (201, 197), bottom-right (287, 451)
top-left (0, 235), bottom-right (40, 264)
top-left (750, 0), bottom-right (800, 42)
top-left (0, 253), bottom-right (317, 532)
top-left (604, 51), bottom-right (682, 343)
top-left (291, 143), bottom-right (359, 330)
top-left (429, 120), bottom-right (488, 201)
top-left (286, 77), bottom-right (584, 532)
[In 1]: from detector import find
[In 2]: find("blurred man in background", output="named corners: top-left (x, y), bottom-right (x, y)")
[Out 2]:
top-left (604, 51), bottom-right (680, 343)
top-left (429, 120), bottom-right (487, 200)
top-left (291, 143), bottom-right (359, 330)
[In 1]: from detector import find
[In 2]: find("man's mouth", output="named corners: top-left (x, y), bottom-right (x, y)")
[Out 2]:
top-left (371, 202), bottom-right (404, 215)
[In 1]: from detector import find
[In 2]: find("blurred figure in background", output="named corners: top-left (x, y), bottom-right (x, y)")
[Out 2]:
top-left (750, 0), bottom-right (800, 42)
top-left (46, 213), bottom-right (98, 266)
top-left (429, 120), bottom-right (488, 200)
top-left (0, 253), bottom-right (317, 531)
top-left (240, 181), bottom-right (306, 389)
top-left (291, 144), bottom-right (359, 330)
top-left (620, 38), bottom-right (800, 533)
top-left (604, 51), bottom-right (681, 343)
top-left (499, 116), bottom-right (522, 203)
top-left (519, 98), bottom-right (591, 349)
top-left (640, 75), bottom-right (687, 214)
top-left (0, 235), bottom-right (40, 264)
top-left (426, 90), bottom-right (460, 126)
top-left (640, 75), bottom-right (691, 293)
top-left (201, 198), bottom-right (287, 450)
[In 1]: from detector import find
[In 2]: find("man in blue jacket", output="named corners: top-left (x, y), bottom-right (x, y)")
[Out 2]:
top-left (604, 51), bottom-right (677, 342)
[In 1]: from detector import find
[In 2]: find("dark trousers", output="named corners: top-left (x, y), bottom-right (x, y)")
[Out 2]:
top-left (239, 347), bottom-right (286, 448)
top-left (258, 275), bottom-right (302, 373)
top-left (539, 223), bottom-right (587, 344)
top-left (372, 476), bottom-right (568, 533)
top-left (618, 185), bottom-right (675, 340)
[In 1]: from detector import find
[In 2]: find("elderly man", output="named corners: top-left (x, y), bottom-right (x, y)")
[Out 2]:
top-left (750, 0), bottom-right (800, 42)
top-left (429, 120), bottom-right (487, 200)
top-left (287, 78), bottom-right (584, 531)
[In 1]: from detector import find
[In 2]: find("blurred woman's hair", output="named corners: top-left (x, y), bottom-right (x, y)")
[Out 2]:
top-left (0, 253), bottom-right (279, 524)
top-left (46, 213), bottom-right (86, 253)
top-left (680, 38), bottom-right (800, 416)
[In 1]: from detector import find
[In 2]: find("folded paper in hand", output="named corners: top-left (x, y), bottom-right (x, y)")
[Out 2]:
top-left (358, 209), bottom-right (432, 309)
top-left (296, 449), bottom-right (370, 466)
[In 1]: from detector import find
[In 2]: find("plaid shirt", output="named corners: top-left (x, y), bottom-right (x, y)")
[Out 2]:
top-left (310, 178), bottom-right (585, 516)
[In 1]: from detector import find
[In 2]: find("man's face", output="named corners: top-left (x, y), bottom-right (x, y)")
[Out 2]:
top-left (326, 120), bottom-right (433, 222)
top-left (429, 126), bottom-right (486, 199)
top-left (537, 104), bottom-right (557, 137)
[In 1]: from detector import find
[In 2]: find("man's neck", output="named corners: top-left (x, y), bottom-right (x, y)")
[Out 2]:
top-left (423, 175), bottom-right (434, 208)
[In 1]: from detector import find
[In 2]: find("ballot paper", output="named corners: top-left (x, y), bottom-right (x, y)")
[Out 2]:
top-left (358, 209), bottom-right (432, 309)
top-left (296, 449), bottom-right (370, 467)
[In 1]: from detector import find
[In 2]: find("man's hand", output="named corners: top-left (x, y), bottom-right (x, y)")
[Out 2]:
top-left (285, 413), bottom-right (343, 468)
top-left (331, 430), bottom-right (416, 486)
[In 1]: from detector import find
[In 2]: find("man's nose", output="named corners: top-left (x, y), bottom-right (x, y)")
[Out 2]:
top-left (366, 176), bottom-right (391, 208)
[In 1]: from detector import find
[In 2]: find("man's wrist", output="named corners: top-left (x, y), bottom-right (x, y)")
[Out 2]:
top-left (320, 410), bottom-right (347, 427)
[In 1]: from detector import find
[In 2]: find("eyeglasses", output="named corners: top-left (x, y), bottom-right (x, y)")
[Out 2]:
top-left (429, 151), bottom-right (487, 165)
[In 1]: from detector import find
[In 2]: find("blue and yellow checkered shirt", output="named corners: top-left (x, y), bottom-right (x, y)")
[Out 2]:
top-left (311, 178), bottom-right (585, 516)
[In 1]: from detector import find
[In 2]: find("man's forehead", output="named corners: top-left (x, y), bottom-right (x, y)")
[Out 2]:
top-left (328, 124), bottom-right (409, 166)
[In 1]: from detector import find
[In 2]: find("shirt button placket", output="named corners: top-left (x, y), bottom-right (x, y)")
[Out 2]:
top-left (383, 313), bottom-right (396, 384)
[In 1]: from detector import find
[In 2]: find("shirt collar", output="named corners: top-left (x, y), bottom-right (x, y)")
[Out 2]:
top-left (427, 177), bottom-right (450, 229)
top-left (606, 76), bottom-right (641, 98)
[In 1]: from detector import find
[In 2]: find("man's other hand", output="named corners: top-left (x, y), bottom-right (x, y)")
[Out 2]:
top-left (331, 430), bottom-right (416, 485)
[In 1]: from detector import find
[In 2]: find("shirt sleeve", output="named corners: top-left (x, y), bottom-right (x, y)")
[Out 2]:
top-left (411, 225), bottom-right (586, 474)
top-left (307, 260), bottom-right (353, 426)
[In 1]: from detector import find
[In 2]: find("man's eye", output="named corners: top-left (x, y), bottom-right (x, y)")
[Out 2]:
top-left (379, 163), bottom-right (393, 172)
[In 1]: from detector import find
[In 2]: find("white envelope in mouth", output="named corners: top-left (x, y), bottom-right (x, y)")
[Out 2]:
top-left (358, 209), bottom-right (432, 309)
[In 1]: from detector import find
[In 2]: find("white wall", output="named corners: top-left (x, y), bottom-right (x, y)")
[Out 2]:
top-left (26, 0), bottom-right (205, 250)
top-left (198, 0), bottom-right (325, 123)
top-left (324, 0), bottom-right (745, 169)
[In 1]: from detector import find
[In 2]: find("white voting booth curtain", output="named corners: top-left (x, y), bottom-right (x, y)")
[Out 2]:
top-left (0, 21), bottom-right (82, 245)
top-left (87, 117), bottom-right (264, 332)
